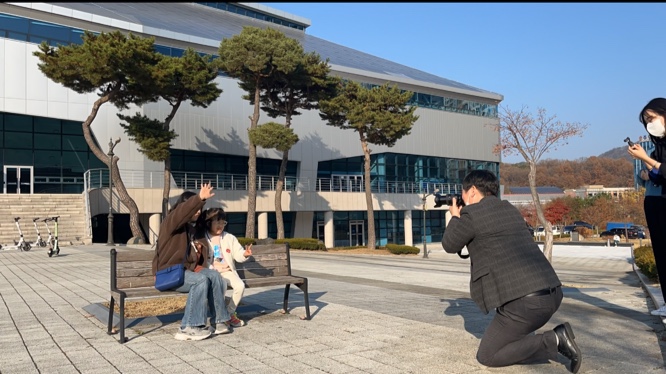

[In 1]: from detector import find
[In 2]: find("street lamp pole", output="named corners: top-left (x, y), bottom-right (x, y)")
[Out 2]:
top-left (106, 138), bottom-right (119, 246)
top-left (421, 191), bottom-right (433, 259)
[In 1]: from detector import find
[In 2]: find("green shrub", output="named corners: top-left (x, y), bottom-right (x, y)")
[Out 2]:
top-left (237, 237), bottom-right (256, 246)
top-left (385, 243), bottom-right (420, 255)
top-left (275, 238), bottom-right (326, 250)
top-left (634, 245), bottom-right (658, 282)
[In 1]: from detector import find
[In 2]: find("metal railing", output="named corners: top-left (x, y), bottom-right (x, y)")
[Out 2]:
top-left (83, 169), bottom-right (462, 195)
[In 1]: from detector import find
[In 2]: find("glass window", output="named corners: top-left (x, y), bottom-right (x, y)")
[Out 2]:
top-left (4, 132), bottom-right (32, 149)
top-left (5, 113), bottom-right (32, 132)
top-left (184, 156), bottom-right (206, 172)
top-left (62, 135), bottom-right (88, 151)
top-left (28, 35), bottom-right (46, 44)
top-left (61, 120), bottom-right (82, 135)
top-left (34, 117), bottom-right (61, 133)
top-left (34, 150), bottom-right (61, 168)
top-left (88, 153), bottom-right (106, 169)
top-left (70, 29), bottom-right (85, 44)
top-left (4, 149), bottom-right (32, 164)
top-left (34, 133), bottom-right (61, 150)
top-left (154, 45), bottom-right (171, 56)
top-left (0, 14), bottom-right (30, 33)
top-left (61, 151), bottom-right (88, 174)
top-left (30, 21), bottom-right (70, 41)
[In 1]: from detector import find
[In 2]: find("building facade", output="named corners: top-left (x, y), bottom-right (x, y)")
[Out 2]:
top-left (0, 2), bottom-right (503, 247)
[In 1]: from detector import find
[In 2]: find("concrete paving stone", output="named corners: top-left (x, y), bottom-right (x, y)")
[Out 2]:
top-left (258, 355), bottom-right (321, 373)
top-left (151, 362), bottom-right (203, 374)
top-left (188, 361), bottom-right (243, 374)
top-left (329, 353), bottom-right (386, 371)
top-left (0, 363), bottom-right (40, 374)
top-left (289, 352), bottom-right (363, 374)
top-left (34, 364), bottom-right (80, 374)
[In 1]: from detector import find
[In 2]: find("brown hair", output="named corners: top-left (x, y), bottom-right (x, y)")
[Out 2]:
top-left (196, 207), bottom-right (227, 234)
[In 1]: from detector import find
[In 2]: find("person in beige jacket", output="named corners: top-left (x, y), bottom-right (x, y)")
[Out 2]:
top-left (197, 207), bottom-right (253, 327)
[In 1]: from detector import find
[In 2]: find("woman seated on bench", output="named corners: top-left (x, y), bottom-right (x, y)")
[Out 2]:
top-left (152, 183), bottom-right (231, 341)
top-left (197, 207), bottom-right (253, 328)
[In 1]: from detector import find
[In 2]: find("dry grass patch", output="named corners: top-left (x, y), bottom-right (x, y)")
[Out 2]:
top-left (103, 296), bottom-right (187, 318)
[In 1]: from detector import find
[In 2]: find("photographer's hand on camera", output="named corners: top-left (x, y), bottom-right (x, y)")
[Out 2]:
top-left (449, 197), bottom-right (463, 217)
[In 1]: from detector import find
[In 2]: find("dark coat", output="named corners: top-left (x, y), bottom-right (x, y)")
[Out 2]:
top-left (441, 196), bottom-right (561, 314)
top-left (152, 195), bottom-right (208, 275)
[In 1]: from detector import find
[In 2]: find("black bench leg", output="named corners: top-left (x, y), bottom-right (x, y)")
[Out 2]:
top-left (296, 279), bottom-right (311, 320)
top-left (107, 296), bottom-right (115, 335)
top-left (283, 284), bottom-right (291, 314)
top-left (119, 296), bottom-right (126, 344)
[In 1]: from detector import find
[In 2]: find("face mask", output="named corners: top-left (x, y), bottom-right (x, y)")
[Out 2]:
top-left (647, 119), bottom-right (665, 138)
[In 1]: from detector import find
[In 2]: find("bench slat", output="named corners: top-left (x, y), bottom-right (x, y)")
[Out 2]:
top-left (117, 277), bottom-right (155, 289)
top-left (118, 269), bottom-right (153, 278)
top-left (245, 276), bottom-right (305, 288)
top-left (116, 250), bottom-right (154, 262)
top-left (114, 287), bottom-right (182, 299)
top-left (237, 266), bottom-right (290, 279)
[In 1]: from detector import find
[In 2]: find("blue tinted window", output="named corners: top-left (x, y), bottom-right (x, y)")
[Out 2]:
top-left (30, 21), bottom-right (70, 41)
top-left (70, 29), bottom-right (85, 44)
top-left (0, 14), bottom-right (29, 33)
top-left (154, 45), bottom-right (171, 56)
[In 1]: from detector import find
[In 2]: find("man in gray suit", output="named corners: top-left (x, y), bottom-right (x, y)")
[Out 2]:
top-left (441, 170), bottom-right (582, 373)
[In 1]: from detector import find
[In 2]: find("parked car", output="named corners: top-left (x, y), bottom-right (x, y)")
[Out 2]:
top-left (600, 227), bottom-right (641, 239)
top-left (573, 221), bottom-right (594, 230)
top-left (630, 225), bottom-right (647, 239)
top-left (534, 225), bottom-right (561, 237)
top-left (563, 225), bottom-right (576, 234)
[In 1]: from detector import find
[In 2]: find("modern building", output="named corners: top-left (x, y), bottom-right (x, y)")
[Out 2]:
top-left (631, 135), bottom-right (655, 191)
top-left (501, 186), bottom-right (566, 206)
top-left (0, 2), bottom-right (503, 248)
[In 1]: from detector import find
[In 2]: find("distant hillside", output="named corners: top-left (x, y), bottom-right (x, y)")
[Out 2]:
top-left (599, 146), bottom-right (633, 162)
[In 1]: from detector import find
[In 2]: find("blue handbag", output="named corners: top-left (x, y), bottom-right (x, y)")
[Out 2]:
top-left (154, 238), bottom-right (190, 291)
top-left (154, 263), bottom-right (185, 291)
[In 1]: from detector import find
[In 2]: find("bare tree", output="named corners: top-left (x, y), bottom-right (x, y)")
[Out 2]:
top-left (494, 106), bottom-right (588, 262)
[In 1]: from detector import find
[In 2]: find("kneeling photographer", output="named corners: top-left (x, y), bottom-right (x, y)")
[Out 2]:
top-left (440, 170), bottom-right (582, 373)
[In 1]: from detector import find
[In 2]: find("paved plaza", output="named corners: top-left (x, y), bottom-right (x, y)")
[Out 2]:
top-left (0, 243), bottom-right (665, 373)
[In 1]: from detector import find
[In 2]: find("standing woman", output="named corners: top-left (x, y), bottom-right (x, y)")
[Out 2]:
top-left (628, 97), bottom-right (666, 316)
top-left (152, 182), bottom-right (231, 340)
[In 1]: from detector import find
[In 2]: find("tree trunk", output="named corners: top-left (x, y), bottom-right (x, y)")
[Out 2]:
top-left (528, 162), bottom-right (552, 262)
top-left (361, 139), bottom-right (375, 250)
top-left (162, 157), bottom-right (171, 220)
top-left (275, 149), bottom-right (288, 239)
top-left (275, 114), bottom-right (292, 240)
top-left (245, 84), bottom-right (260, 239)
top-left (161, 101), bottom-right (181, 220)
top-left (81, 94), bottom-right (145, 243)
top-left (111, 159), bottom-right (145, 243)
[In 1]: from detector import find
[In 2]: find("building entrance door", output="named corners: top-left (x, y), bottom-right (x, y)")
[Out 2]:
top-left (316, 221), bottom-right (325, 242)
top-left (349, 220), bottom-right (365, 246)
top-left (4, 166), bottom-right (33, 194)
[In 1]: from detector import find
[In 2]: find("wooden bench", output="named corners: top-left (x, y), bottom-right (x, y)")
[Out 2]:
top-left (108, 243), bottom-right (310, 343)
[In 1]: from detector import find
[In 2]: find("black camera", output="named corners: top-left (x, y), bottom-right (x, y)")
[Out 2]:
top-left (624, 137), bottom-right (634, 147)
top-left (434, 193), bottom-right (464, 208)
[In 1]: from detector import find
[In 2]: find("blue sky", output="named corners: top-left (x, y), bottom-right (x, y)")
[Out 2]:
top-left (262, 2), bottom-right (666, 163)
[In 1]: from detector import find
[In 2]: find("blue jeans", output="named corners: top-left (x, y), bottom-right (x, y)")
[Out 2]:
top-left (174, 269), bottom-right (230, 328)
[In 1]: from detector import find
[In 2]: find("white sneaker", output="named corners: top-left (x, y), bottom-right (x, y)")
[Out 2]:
top-left (209, 322), bottom-right (231, 335)
top-left (174, 326), bottom-right (212, 341)
top-left (650, 305), bottom-right (666, 316)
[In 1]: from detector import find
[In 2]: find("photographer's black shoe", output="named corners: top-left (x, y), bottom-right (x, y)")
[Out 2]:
top-left (554, 322), bottom-right (581, 373)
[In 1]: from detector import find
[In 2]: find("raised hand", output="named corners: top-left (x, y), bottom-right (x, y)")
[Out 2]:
top-left (244, 244), bottom-right (253, 258)
top-left (199, 182), bottom-right (215, 201)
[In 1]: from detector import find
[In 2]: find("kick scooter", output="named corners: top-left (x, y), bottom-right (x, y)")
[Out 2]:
top-left (13, 217), bottom-right (32, 252)
top-left (42, 218), bottom-right (54, 248)
top-left (47, 216), bottom-right (60, 257)
top-left (32, 218), bottom-right (47, 248)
